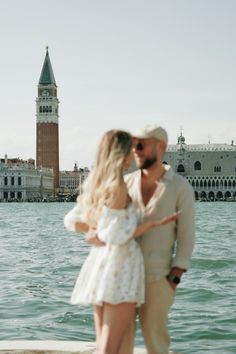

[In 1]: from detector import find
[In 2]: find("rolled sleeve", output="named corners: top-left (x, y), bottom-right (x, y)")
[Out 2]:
top-left (172, 180), bottom-right (195, 270)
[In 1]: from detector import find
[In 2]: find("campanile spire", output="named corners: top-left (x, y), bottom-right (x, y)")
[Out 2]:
top-left (36, 48), bottom-right (60, 193)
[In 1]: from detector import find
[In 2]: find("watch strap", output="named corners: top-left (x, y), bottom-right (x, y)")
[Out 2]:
top-left (166, 274), bottom-right (181, 285)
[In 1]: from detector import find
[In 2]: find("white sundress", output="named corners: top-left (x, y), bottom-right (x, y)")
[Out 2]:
top-left (64, 203), bottom-right (145, 307)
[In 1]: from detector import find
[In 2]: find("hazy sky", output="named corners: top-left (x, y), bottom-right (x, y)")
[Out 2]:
top-left (0, 0), bottom-right (235, 169)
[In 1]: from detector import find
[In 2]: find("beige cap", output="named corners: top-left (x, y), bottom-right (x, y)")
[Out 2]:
top-left (132, 124), bottom-right (168, 144)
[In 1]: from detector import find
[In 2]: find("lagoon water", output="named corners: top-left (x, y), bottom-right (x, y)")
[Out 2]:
top-left (0, 203), bottom-right (236, 354)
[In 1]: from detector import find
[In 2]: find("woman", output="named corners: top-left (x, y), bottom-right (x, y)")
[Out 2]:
top-left (64, 129), bottom-right (179, 354)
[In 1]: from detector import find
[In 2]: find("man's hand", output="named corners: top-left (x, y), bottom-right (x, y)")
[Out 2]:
top-left (85, 228), bottom-right (105, 246)
top-left (166, 279), bottom-right (177, 291)
top-left (166, 267), bottom-right (185, 291)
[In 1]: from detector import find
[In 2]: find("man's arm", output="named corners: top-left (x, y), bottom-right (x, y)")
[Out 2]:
top-left (168, 180), bottom-right (195, 289)
top-left (86, 212), bottom-right (179, 247)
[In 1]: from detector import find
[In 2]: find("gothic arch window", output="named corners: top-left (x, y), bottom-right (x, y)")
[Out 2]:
top-left (204, 180), bottom-right (207, 187)
top-left (220, 179), bottom-right (223, 187)
top-left (177, 164), bottom-right (185, 173)
top-left (216, 180), bottom-right (219, 187)
top-left (216, 191), bottom-right (223, 200)
top-left (212, 180), bottom-right (215, 187)
top-left (200, 180), bottom-right (203, 187)
top-left (194, 161), bottom-right (201, 170)
top-left (228, 180), bottom-right (231, 187)
top-left (233, 180), bottom-right (236, 187)
top-left (4, 177), bottom-right (8, 185)
top-left (208, 191), bottom-right (215, 201)
top-left (208, 180), bottom-right (211, 187)
top-left (196, 180), bottom-right (199, 187)
top-left (224, 180), bottom-right (227, 187)
top-left (214, 166), bottom-right (222, 172)
top-left (192, 180), bottom-right (195, 187)
top-left (18, 177), bottom-right (22, 186)
top-left (40, 107), bottom-right (42, 113)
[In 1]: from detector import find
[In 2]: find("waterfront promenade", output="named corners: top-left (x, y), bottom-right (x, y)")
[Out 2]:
top-left (0, 341), bottom-right (148, 354)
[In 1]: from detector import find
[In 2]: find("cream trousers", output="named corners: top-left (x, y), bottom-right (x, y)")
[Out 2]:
top-left (118, 278), bottom-right (175, 354)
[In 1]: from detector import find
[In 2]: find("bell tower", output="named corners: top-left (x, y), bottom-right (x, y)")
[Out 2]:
top-left (36, 47), bottom-right (59, 192)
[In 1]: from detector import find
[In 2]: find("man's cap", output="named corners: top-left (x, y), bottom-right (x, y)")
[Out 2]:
top-left (132, 125), bottom-right (168, 144)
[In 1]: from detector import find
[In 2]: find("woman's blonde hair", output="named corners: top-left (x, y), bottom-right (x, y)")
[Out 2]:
top-left (78, 129), bottom-right (132, 227)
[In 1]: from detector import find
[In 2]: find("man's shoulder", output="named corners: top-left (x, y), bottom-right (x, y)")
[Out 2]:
top-left (170, 171), bottom-right (193, 190)
top-left (171, 171), bottom-right (186, 183)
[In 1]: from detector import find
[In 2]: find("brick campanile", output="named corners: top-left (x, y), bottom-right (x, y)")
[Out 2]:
top-left (36, 48), bottom-right (59, 193)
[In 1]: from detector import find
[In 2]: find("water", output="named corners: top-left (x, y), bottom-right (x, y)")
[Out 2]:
top-left (0, 203), bottom-right (235, 353)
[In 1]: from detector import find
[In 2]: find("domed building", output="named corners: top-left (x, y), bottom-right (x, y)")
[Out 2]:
top-left (163, 133), bottom-right (236, 201)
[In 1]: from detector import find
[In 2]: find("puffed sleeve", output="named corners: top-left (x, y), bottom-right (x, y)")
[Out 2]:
top-left (97, 208), bottom-right (138, 245)
top-left (64, 202), bottom-right (85, 232)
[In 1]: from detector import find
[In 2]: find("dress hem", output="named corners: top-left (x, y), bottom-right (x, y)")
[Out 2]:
top-left (70, 299), bottom-right (144, 307)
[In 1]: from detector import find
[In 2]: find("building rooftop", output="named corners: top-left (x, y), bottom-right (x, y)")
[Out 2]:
top-left (167, 134), bottom-right (236, 152)
top-left (167, 143), bottom-right (236, 152)
top-left (38, 47), bottom-right (56, 86)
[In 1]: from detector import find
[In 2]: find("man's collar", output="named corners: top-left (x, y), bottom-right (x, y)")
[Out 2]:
top-left (138, 164), bottom-right (174, 181)
top-left (162, 164), bottom-right (174, 181)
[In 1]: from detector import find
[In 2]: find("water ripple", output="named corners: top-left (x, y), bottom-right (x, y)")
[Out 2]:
top-left (0, 202), bottom-right (236, 353)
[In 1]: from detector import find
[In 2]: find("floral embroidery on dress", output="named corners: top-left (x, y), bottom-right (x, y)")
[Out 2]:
top-left (69, 203), bottom-right (145, 307)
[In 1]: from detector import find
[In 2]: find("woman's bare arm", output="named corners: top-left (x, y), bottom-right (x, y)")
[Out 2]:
top-left (74, 222), bottom-right (105, 246)
top-left (74, 222), bottom-right (90, 233)
top-left (85, 211), bottom-right (181, 245)
top-left (133, 211), bottom-right (181, 239)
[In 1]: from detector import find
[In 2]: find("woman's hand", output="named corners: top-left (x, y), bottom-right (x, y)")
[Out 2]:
top-left (133, 210), bottom-right (182, 239)
top-left (85, 228), bottom-right (105, 246)
top-left (153, 210), bottom-right (182, 227)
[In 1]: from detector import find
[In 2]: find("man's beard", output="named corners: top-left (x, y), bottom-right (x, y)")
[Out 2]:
top-left (138, 156), bottom-right (157, 169)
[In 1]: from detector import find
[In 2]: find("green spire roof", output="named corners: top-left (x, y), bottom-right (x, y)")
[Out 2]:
top-left (38, 48), bottom-right (56, 85)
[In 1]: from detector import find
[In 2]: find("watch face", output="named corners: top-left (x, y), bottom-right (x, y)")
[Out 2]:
top-left (167, 274), bottom-right (180, 284)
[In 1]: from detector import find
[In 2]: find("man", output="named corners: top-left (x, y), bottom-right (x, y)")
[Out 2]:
top-left (87, 125), bottom-right (195, 354)
top-left (119, 124), bottom-right (195, 354)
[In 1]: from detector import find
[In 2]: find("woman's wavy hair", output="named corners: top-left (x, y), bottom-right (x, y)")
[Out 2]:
top-left (78, 129), bottom-right (132, 227)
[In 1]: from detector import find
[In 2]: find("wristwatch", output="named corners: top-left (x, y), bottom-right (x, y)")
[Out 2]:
top-left (166, 274), bottom-right (181, 285)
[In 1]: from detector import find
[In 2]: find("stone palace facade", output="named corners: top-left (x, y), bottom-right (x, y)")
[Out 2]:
top-left (0, 156), bottom-right (54, 202)
top-left (164, 134), bottom-right (236, 201)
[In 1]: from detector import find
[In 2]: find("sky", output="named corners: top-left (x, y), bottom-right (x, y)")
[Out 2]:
top-left (0, 0), bottom-right (235, 170)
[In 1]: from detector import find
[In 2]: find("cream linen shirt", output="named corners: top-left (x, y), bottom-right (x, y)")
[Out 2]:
top-left (125, 165), bottom-right (195, 281)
